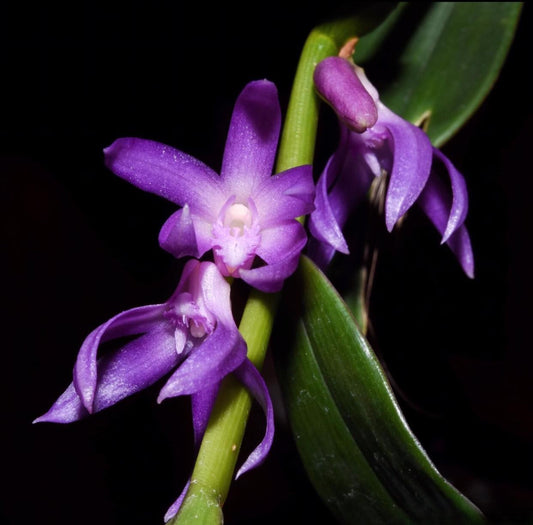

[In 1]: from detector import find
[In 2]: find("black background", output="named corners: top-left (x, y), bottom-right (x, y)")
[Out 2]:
top-left (2, 2), bottom-right (532, 524)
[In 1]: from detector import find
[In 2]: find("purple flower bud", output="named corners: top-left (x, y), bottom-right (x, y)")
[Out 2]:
top-left (314, 56), bottom-right (378, 133)
top-left (309, 63), bottom-right (474, 277)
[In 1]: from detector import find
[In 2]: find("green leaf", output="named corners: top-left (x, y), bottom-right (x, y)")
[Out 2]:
top-left (275, 256), bottom-right (484, 524)
top-left (355, 2), bottom-right (522, 146)
top-left (315, 2), bottom-right (399, 49)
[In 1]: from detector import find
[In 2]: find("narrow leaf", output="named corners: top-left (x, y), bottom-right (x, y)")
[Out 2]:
top-left (275, 256), bottom-right (484, 523)
top-left (356, 2), bottom-right (522, 146)
top-left (277, 319), bottom-right (410, 524)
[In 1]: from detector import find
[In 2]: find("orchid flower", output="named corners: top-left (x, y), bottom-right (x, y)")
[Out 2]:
top-left (34, 259), bottom-right (274, 520)
top-left (309, 56), bottom-right (474, 278)
top-left (104, 80), bottom-right (315, 293)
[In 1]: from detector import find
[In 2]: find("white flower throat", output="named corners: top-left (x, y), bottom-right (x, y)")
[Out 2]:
top-left (211, 197), bottom-right (261, 276)
top-left (224, 203), bottom-right (253, 235)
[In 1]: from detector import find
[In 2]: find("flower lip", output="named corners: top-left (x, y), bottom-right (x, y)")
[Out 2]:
top-left (211, 196), bottom-right (262, 276)
top-left (224, 202), bottom-right (254, 233)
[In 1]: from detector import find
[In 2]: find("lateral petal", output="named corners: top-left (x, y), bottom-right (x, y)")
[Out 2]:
top-left (104, 138), bottom-right (224, 217)
top-left (380, 104), bottom-right (433, 231)
top-left (233, 359), bottom-right (275, 478)
top-left (191, 383), bottom-right (220, 445)
top-left (73, 304), bottom-right (165, 413)
top-left (308, 128), bottom-right (374, 268)
top-left (35, 326), bottom-right (178, 423)
top-left (158, 205), bottom-right (201, 259)
top-left (220, 80), bottom-right (281, 195)
top-left (253, 164), bottom-right (315, 227)
top-left (164, 480), bottom-right (191, 523)
top-left (417, 172), bottom-right (474, 278)
top-left (157, 322), bottom-right (247, 401)
top-left (432, 147), bottom-right (469, 243)
top-left (240, 234), bottom-right (307, 292)
top-left (256, 221), bottom-right (308, 265)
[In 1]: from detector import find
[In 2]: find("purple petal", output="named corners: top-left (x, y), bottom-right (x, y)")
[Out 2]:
top-left (33, 383), bottom-right (88, 424)
top-left (73, 304), bottom-right (165, 413)
top-left (104, 138), bottom-right (225, 218)
top-left (253, 165), bottom-right (315, 227)
top-left (314, 56), bottom-right (378, 133)
top-left (158, 205), bottom-right (201, 259)
top-left (220, 80), bottom-right (281, 195)
top-left (191, 383), bottom-right (220, 445)
top-left (417, 172), bottom-right (474, 278)
top-left (308, 153), bottom-right (349, 253)
top-left (164, 480), bottom-right (190, 523)
top-left (432, 147), bottom-right (469, 243)
top-left (308, 127), bottom-right (374, 268)
top-left (446, 226), bottom-right (474, 278)
top-left (196, 261), bottom-right (238, 326)
top-left (256, 221), bottom-right (308, 265)
top-left (35, 326), bottom-right (178, 423)
top-left (240, 233), bottom-right (307, 292)
top-left (328, 131), bottom-right (376, 219)
top-left (233, 359), bottom-right (275, 478)
top-left (380, 104), bottom-right (433, 231)
top-left (157, 322), bottom-right (246, 401)
top-left (307, 237), bottom-right (338, 270)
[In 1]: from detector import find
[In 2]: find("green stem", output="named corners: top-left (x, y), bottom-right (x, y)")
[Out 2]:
top-left (277, 29), bottom-right (338, 170)
top-left (171, 29), bottom-right (339, 525)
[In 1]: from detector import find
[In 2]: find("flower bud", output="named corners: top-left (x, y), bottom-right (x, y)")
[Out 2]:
top-left (314, 56), bottom-right (378, 133)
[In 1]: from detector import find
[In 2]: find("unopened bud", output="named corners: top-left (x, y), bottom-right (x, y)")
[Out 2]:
top-left (314, 56), bottom-right (378, 133)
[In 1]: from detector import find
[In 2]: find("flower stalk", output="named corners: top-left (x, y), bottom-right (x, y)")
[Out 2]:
top-left (171, 27), bottom-right (340, 524)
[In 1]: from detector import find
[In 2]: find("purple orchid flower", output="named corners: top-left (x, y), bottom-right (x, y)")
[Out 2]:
top-left (309, 56), bottom-right (474, 278)
top-left (34, 259), bottom-right (274, 521)
top-left (104, 80), bottom-right (315, 293)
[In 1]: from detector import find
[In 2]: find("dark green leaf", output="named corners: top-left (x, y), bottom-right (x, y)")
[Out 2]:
top-left (316, 2), bottom-right (399, 49)
top-left (356, 2), bottom-right (522, 146)
top-left (275, 256), bottom-right (484, 524)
